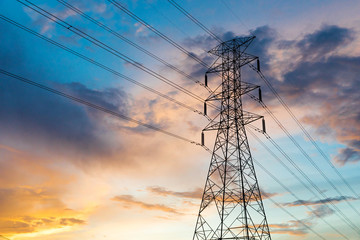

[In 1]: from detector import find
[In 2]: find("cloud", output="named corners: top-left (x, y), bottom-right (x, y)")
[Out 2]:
top-left (147, 186), bottom-right (203, 199)
top-left (111, 195), bottom-right (180, 214)
top-left (249, 25), bottom-right (278, 64)
top-left (281, 58), bottom-right (360, 166)
top-left (0, 20), bottom-right (136, 166)
top-left (261, 189), bottom-right (280, 199)
top-left (269, 218), bottom-right (316, 237)
top-left (0, 185), bottom-right (86, 234)
top-left (296, 25), bottom-right (354, 61)
top-left (269, 223), bottom-right (308, 236)
top-left (333, 146), bottom-right (360, 166)
top-left (0, 217), bottom-right (85, 235)
top-left (307, 205), bottom-right (335, 218)
top-left (282, 196), bottom-right (357, 207)
top-left (180, 26), bottom-right (278, 91)
top-left (0, 77), bottom-right (129, 160)
top-left (258, 24), bottom-right (360, 166)
top-left (59, 218), bottom-right (86, 226)
top-left (0, 145), bottom-right (89, 236)
top-left (147, 186), bottom-right (279, 205)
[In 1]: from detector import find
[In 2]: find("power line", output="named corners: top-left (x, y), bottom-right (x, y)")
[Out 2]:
top-left (0, 15), bottom-right (206, 118)
top-left (106, 0), bottom-right (225, 105)
top-left (0, 68), bottom-right (200, 145)
top-left (248, 72), bottom-right (360, 226)
top-left (247, 128), bottom-right (349, 239)
top-left (200, 134), bottom-right (326, 239)
top-left (256, 168), bottom-right (326, 240)
top-left (249, 63), bottom-right (360, 200)
top-left (107, 0), bottom-right (210, 69)
top-left (165, 0), bottom-right (359, 211)
top-left (1, 68), bottom-right (327, 240)
top-left (56, 0), bottom-right (213, 93)
top-left (219, 0), bottom-right (251, 36)
top-left (18, 0), bottom-right (208, 106)
top-left (0, 69), bottom-right (334, 240)
top-left (3, 2), bottom-right (352, 238)
top-left (247, 124), bottom-right (360, 235)
top-left (142, 0), bottom-right (360, 233)
top-left (167, 0), bottom-right (223, 43)
top-left (156, 2), bottom-right (358, 233)
top-left (148, 1), bottom-right (218, 65)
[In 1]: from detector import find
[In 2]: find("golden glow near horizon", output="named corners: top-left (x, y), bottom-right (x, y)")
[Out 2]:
top-left (1, 0), bottom-right (360, 239)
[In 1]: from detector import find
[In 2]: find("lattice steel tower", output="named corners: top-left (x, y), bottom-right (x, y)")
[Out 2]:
top-left (193, 36), bottom-right (271, 240)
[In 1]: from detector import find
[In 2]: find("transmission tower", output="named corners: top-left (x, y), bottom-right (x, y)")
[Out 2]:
top-left (194, 36), bottom-right (271, 240)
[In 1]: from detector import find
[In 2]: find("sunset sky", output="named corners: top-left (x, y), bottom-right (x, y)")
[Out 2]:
top-left (1, 0), bottom-right (360, 239)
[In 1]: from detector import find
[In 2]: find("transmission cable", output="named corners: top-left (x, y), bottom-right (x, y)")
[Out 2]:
top-left (107, 0), bottom-right (210, 69)
top-left (167, 0), bottom-right (223, 44)
top-left (247, 129), bottom-right (350, 239)
top-left (147, 0), bottom-right (360, 230)
top-left (246, 124), bottom-right (360, 235)
top-left (201, 141), bottom-right (326, 239)
top-left (0, 67), bottom-right (331, 239)
top-left (248, 84), bottom-right (360, 221)
top-left (56, 0), bottom-right (213, 93)
top-left (222, 124), bottom-right (360, 235)
top-left (18, 0), bottom-right (211, 108)
top-left (249, 63), bottom-right (360, 200)
top-left (165, 0), bottom-right (359, 208)
top-left (255, 161), bottom-right (326, 240)
top-left (219, 0), bottom-right (251, 36)
top-left (0, 15), bottom-right (208, 118)
top-left (0, 69), bottom-right (201, 145)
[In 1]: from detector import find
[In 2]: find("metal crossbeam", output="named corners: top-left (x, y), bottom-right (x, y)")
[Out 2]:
top-left (193, 37), bottom-right (271, 240)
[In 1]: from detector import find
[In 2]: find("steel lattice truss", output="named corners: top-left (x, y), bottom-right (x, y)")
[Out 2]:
top-left (193, 37), bottom-right (271, 240)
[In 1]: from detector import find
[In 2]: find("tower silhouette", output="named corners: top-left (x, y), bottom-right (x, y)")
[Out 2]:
top-left (194, 36), bottom-right (271, 240)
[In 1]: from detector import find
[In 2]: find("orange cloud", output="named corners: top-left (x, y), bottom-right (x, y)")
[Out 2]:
top-left (111, 195), bottom-right (180, 214)
top-left (147, 186), bottom-right (203, 199)
top-left (269, 223), bottom-right (307, 236)
top-left (0, 145), bottom-right (87, 237)
top-left (146, 186), bottom-right (278, 205)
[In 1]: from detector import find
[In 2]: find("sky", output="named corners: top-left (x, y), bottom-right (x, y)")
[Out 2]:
top-left (0, 0), bottom-right (360, 239)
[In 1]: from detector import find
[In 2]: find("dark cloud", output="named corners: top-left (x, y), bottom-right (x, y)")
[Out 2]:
top-left (333, 145), bottom-right (360, 166)
top-left (266, 25), bottom-right (360, 166)
top-left (282, 196), bottom-right (357, 207)
top-left (281, 60), bottom-right (360, 166)
top-left (171, 24), bottom-right (360, 167)
top-left (297, 25), bottom-right (354, 61)
top-left (0, 77), bottom-right (128, 158)
top-left (249, 25), bottom-right (277, 64)
top-left (186, 53), bottom-right (213, 79)
top-left (182, 33), bottom-right (217, 51)
top-left (0, 19), bottom-right (131, 161)
top-left (181, 26), bottom-right (277, 83)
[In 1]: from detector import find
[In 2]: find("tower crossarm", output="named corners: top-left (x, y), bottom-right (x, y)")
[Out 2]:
top-left (203, 111), bottom-right (263, 132)
top-left (193, 36), bottom-right (271, 240)
top-left (206, 53), bottom-right (258, 73)
top-left (206, 82), bottom-right (259, 102)
top-left (208, 36), bottom-right (256, 56)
